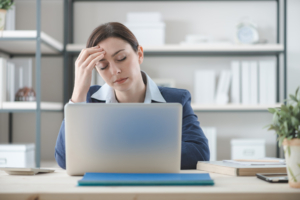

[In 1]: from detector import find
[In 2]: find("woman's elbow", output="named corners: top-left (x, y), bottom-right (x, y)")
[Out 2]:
top-left (55, 151), bottom-right (66, 170)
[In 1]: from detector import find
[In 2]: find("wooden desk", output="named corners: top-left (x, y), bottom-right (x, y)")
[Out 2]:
top-left (0, 168), bottom-right (299, 200)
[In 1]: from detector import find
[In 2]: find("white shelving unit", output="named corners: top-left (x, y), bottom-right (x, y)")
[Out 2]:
top-left (0, 31), bottom-right (63, 113)
top-left (1, 102), bottom-right (63, 110)
top-left (67, 43), bottom-right (284, 54)
top-left (0, 30), bottom-right (63, 54)
top-left (0, 1), bottom-right (64, 167)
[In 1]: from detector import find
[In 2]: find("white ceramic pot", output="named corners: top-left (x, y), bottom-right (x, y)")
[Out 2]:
top-left (0, 9), bottom-right (7, 31)
top-left (283, 138), bottom-right (300, 188)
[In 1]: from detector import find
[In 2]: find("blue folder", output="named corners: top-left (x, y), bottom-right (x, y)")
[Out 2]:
top-left (78, 173), bottom-right (214, 186)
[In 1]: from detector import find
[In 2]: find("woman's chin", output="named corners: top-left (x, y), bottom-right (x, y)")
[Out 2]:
top-left (113, 78), bottom-right (131, 90)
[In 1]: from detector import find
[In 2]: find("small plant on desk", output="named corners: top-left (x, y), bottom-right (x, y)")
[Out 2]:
top-left (265, 86), bottom-right (300, 188)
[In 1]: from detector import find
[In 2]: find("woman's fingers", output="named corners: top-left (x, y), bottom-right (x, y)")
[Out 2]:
top-left (81, 50), bottom-right (105, 69)
top-left (86, 53), bottom-right (106, 71)
top-left (77, 46), bottom-right (102, 65)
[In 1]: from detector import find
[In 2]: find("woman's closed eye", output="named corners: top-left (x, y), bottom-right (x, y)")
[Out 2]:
top-left (100, 56), bottom-right (126, 70)
top-left (118, 56), bottom-right (126, 62)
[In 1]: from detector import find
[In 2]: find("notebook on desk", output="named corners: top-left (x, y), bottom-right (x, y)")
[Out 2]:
top-left (78, 173), bottom-right (214, 186)
top-left (197, 161), bottom-right (287, 176)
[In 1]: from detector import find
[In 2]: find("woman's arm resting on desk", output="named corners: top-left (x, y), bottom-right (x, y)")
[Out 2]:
top-left (180, 90), bottom-right (210, 169)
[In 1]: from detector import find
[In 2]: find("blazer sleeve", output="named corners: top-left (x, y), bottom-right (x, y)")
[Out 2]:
top-left (181, 90), bottom-right (210, 169)
top-left (55, 119), bottom-right (66, 169)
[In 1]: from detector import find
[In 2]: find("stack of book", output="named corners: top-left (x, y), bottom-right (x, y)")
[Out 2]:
top-left (197, 159), bottom-right (286, 176)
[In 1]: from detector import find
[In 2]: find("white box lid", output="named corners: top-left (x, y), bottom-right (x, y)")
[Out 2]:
top-left (231, 139), bottom-right (265, 146)
top-left (0, 143), bottom-right (35, 152)
top-left (127, 12), bottom-right (162, 23)
top-left (124, 22), bottom-right (165, 28)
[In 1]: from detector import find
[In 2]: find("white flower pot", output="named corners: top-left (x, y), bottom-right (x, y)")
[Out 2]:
top-left (0, 9), bottom-right (7, 31)
top-left (283, 138), bottom-right (300, 188)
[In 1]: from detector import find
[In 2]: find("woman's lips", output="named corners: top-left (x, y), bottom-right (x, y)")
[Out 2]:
top-left (114, 77), bottom-right (128, 84)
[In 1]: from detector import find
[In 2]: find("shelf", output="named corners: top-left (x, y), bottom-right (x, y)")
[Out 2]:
top-left (0, 31), bottom-right (63, 54)
top-left (191, 103), bottom-right (282, 112)
top-left (0, 102), bottom-right (63, 112)
top-left (66, 43), bottom-right (284, 55)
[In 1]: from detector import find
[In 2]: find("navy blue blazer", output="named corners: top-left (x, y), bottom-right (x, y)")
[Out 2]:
top-left (55, 86), bottom-right (210, 169)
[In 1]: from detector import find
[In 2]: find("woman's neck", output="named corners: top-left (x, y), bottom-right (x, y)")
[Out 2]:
top-left (115, 76), bottom-right (146, 103)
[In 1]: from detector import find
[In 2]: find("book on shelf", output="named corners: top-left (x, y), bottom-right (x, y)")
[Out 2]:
top-left (197, 161), bottom-right (286, 176)
top-left (0, 57), bottom-right (7, 108)
top-left (6, 62), bottom-right (15, 102)
top-left (230, 61), bottom-right (241, 104)
top-left (259, 60), bottom-right (276, 104)
top-left (215, 70), bottom-right (231, 105)
top-left (241, 61), bottom-right (251, 105)
top-left (194, 70), bottom-right (216, 104)
top-left (250, 61), bottom-right (258, 105)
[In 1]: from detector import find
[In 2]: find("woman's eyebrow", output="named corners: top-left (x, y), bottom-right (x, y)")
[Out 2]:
top-left (99, 49), bottom-right (125, 61)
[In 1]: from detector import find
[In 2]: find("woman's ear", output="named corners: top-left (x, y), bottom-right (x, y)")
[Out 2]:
top-left (137, 45), bottom-right (144, 65)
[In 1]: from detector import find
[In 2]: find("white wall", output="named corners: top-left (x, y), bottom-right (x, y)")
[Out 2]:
top-left (0, 0), bottom-right (299, 161)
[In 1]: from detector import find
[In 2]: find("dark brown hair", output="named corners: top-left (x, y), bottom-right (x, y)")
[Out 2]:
top-left (86, 22), bottom-right (139, 53)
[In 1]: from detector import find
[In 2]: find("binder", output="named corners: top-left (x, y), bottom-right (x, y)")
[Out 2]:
top-left (78, 172), bottom-right (214, 186)
top-left (230, 61), bottom-right (241, 104)
top-left (241, 61), bottom-right (250, 104)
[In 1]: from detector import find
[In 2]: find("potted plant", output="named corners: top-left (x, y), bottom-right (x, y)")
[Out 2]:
top-left (0, 0), bottom-right (14, 30)
top-left (266, 86), bottom-right (300, 188)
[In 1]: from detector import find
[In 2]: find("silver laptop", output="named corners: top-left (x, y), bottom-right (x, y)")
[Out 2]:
top-left (65, 103), bottom-right (182, 176)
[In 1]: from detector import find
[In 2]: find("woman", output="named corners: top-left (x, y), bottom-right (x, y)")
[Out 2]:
top-left (55, 22), bottom-right (209, 169)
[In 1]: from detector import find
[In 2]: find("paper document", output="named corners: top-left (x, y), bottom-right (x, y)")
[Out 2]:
top-left (223, 158), bottom-right (286, 166)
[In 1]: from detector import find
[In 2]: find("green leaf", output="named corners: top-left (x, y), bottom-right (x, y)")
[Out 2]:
top-left (284, 121), bottom-right (288, 134)
top-left (287, 135), bottom-right (294, 140)
top-left (291, 116), bottom-right (300, 127)
top-left (279, 136), bottom-right (285, 147)
top-left (268, 108), bottom-right (277, 114)
top-left (273, 113), bottom-right (279, 124)
top-left (288, 166), bottom-right (297, 182)
top-left (296, 87), bottom-right (299, 97)
top-left (263, 124), bottom-right (271, 129)
top-left (281, 104), bottom-right (289, 112)
top-left (290, 95), bottom-right (298, 103)
top-left (298, 163), bottom-right (300, 168)
top-left (293, 106), bottom-right (300, 116)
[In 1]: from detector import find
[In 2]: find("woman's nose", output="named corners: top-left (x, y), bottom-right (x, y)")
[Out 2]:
top-left (109, 63), bottom-right (121, 75)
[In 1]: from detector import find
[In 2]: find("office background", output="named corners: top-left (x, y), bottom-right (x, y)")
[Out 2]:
top-left (0, 0), bottom-right (299, 164)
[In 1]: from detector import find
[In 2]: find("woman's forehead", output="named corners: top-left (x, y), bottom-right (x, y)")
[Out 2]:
top-left (97, 37), bottom-right (129, 50)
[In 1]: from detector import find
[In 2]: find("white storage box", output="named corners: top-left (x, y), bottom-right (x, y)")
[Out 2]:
top-left (231, 139), bottom-right (265, 159)
top-left (202, 127), bottom-right (217, 161)
top-left (0, 143), bottom-right (35, 168)
top-left (124, 22), bottom-right (165, 46)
